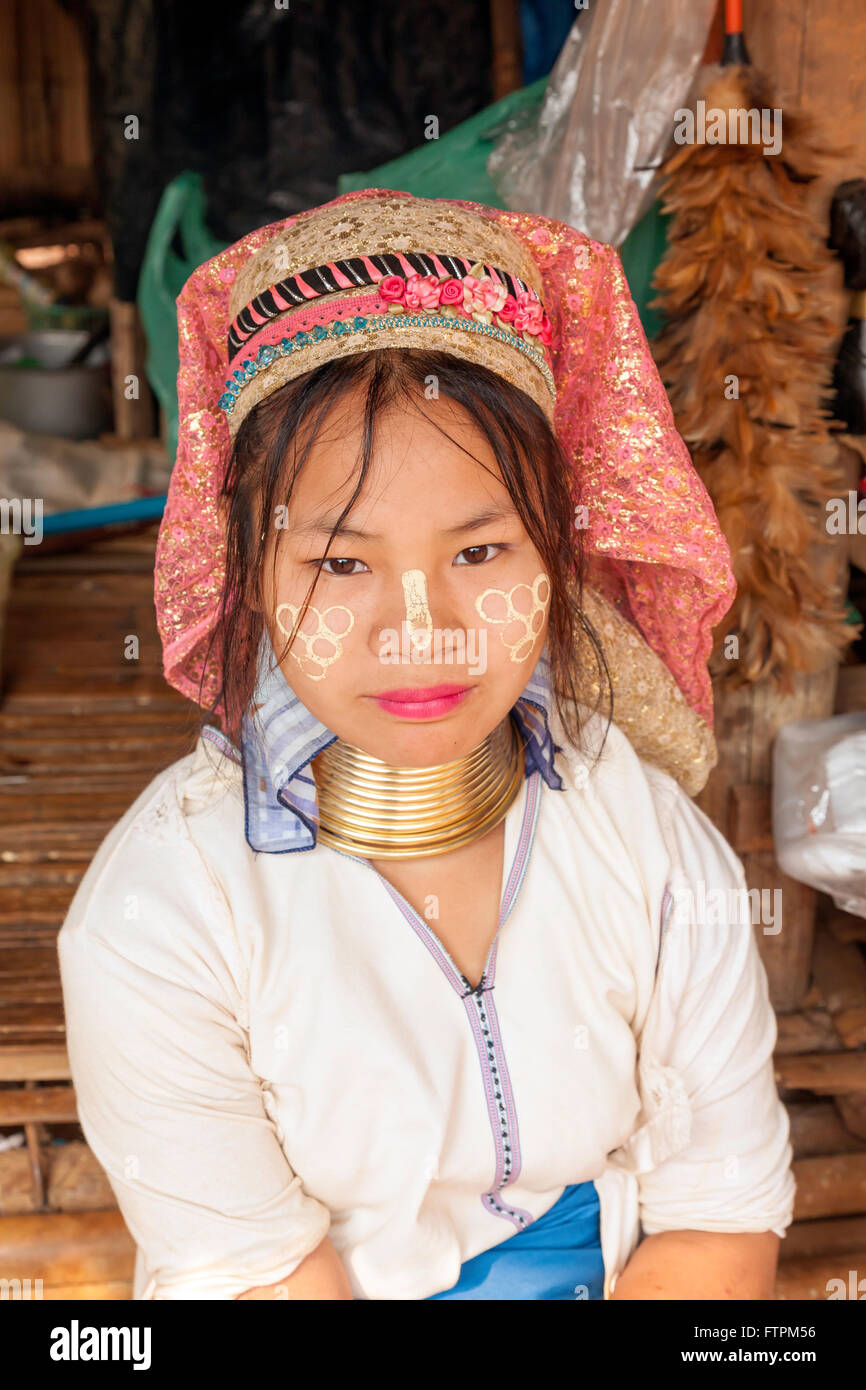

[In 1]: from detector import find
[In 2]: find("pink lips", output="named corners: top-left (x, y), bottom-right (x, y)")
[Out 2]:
top-left (371, 683), bottom-right (473, 720)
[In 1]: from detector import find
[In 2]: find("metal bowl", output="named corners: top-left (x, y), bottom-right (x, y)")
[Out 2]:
top-left (0, 331), bottom-right (112, 439)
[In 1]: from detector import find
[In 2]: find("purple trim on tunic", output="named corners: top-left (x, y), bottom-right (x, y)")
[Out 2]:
top-left (365, 771), bottom-right (543, 1231)
top-left (378, 879), bottom-right (468, 996)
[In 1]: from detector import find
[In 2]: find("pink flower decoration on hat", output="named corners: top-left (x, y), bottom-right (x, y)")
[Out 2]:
top-left (404, 273), bottom-right (441, 310)
top-left (497, 294), bottom-right (518, 323)
top-left (377, 275), bottom-right (406, 302)
top-left (461, 275), bottom-right (488, 315)
top-left (438, 277), bottom-right (463, 305)
top-left (513, 290), bottom-right (544, 335)
top-left (479, 276), bottom-right (508, 314)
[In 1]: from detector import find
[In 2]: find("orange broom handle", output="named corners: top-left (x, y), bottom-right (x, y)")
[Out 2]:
top-left (721, 0), bottom-right (749, 64)
top-left (725, 0), bottom-right (744, 35)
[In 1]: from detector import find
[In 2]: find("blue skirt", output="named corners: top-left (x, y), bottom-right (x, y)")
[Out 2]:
top-left (425, 1180), bottom-right (604, 1301)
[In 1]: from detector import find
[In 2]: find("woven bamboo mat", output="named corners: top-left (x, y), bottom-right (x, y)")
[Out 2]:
top-left (0, 522), bottom-right (195, 1297)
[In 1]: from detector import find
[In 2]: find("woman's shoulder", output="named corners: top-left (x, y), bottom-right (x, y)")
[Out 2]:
top-left (57, 734), bottom-right (247, 967)
top-left (547, 697), bottom-right (744, 890)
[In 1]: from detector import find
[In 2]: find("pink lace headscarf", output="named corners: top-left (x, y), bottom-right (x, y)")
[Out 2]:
top-left (154, 187), bottom-right (734, 726)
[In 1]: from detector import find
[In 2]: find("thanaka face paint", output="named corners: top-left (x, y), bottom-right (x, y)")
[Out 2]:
top-left (474, 572), bottom-right (550, 662)
top-left (401, 568), bottom-right (433, 657)
top-left (275, 601), bottom-right (355, 681)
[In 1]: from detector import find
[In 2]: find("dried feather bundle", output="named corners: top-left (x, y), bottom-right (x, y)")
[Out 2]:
top-left (651, 64), bottom-right (855, 688)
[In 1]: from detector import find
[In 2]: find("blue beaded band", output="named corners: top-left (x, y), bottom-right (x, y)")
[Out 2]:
top-left (218, 310), bottom-right (556, 419)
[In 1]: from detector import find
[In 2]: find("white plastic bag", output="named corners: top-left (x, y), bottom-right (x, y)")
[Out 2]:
top-left (488, 0), bottom-right (716, 246)
top-left (773, 713), bottom-right (866, 918)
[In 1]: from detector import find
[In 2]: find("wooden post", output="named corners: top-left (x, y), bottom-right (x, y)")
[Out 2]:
top-left (0, 532), bottom-right (22, 699)
top-left (697, 663), bottom-right (840, 1012)
top-left (107, 298), bottom-right (156, 442)
top-left (489, 0), bottom-right (523, 101)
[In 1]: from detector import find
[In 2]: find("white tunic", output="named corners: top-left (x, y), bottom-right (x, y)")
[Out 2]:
top-left (57, 708), bottom-right (796, 1300)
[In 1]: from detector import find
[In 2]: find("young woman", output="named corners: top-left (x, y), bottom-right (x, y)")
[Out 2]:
top-left (58, 191), bottom-right (794, 1301)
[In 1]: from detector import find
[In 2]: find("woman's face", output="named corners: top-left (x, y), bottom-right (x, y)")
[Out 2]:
top-left (261, 383), bottom-right (550, 767)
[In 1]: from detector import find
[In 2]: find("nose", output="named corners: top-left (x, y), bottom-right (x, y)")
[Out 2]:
top-left (401, 569), bottom-right (433, 642)
top-left (367, 568), bottom-right (464, 663)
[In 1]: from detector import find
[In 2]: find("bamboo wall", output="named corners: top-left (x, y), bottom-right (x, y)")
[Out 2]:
top-left (0, 0), bottom-right (94, 205)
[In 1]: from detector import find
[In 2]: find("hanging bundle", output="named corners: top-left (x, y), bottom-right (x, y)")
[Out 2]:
top-left (650, 2), bottom-right (854, 688)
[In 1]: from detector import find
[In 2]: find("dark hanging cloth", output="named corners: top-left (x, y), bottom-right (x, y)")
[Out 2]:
top-left (69, 0), bottom-right (493, 300)
top-left (828, 180), bottom-right (866, 435)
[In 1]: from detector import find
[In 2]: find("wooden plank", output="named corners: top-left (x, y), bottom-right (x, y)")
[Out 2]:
top-left (0, 1085), bottom-right (76, 1125)
top-left (0, 1002), bottom-right (65, 1034)
top-left (835, 664), bottom-right (866, 715)
top-left (775, 1051), bottom-right (866, 1095)
top-left (0, 710), bottom-right (193, 733)
top-left (0, 945), bottom-right (62, 975)
top-left (836, 1093), bottom-right (866, 1144)
top-left (792, 1153), bottom-right (866, 1220)
top-left (47, 1141), bottom-right (116, 1213)
top-left (825, 905), bottom-right (866, 945)
top-left (0, 741), bottom-right (191, 769)
top-left (0, 892), bottom-right (76, 928)
top-left (742, 0), bottom-right (805, 108)
top-left (0, 1146), bottom-right (39, 1215)
top-left (489, 0), bottom-right (523, 101)
top-left (0, 977), bottom-right (62, 1001)
top-left (742, 0), bottom-right (866, 231)
top-left (786, 1100), bottom-right (865, 1157)
top-left (0, 1044), bottom-right (70, 1080)
top-left (13, 551), bottom-right (158, 577)
top-left (811, 927), bottom-right (866, 1047)
top-left (0, 937), bottom-right (65, 953)
top-left (750, 851), bottom-right (818, 1015)
top-left (0, 689), bottom-right (190, 716)
top-left (0, 771), bottom-right (169, 795)
top-left (0, 1210), bottom-right (134, 1284)
top-left (696, 664), bottom-right (839, 1012)
top-left (727, 783), bottom-right (773, 853)
top-left (782, 1214), bottom-right (866, 1260)
top-left (42, 1280), bottom-right (132, 1300)
top-left (0, 2), bottom-right (22, 171)
top-left (1, 828), bottom-right (116, 856)
top-left (775, 1249), bottom-right (866, 1300)
top-left (7, 571), bottom-right (158, 601)
top-left (0, 862), bottom-right (84, 888)
top-left (109, 298), bottom-right (156, 439)
top-left (775, 1009), bottom-right (840, 1056)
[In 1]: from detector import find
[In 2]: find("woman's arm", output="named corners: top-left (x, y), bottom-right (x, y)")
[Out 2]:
top-left (610, 1229), bottom-right (780, 1300)
top-left (236, 1236), bottom-right (354, 1300)
top-left (57, 810), bottom-right (334, 1301)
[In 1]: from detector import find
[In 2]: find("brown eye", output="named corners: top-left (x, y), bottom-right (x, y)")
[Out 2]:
top-left (320, 558), bottom-right (368, 576)
top-left (454, 544), bottom-right (500, 566)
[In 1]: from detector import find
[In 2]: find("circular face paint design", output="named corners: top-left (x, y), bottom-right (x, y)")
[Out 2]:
top-left (474, 572), bottom-right (551, 662)
top-left (275, 601), bottom-right (355, 681)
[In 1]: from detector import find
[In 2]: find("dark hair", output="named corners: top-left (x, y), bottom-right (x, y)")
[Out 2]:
top-left (207, 347), bottom-right (611, 756)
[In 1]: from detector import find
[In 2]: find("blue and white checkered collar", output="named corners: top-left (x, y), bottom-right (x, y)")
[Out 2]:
top-left (203, 633), bottom-right (564, 854)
